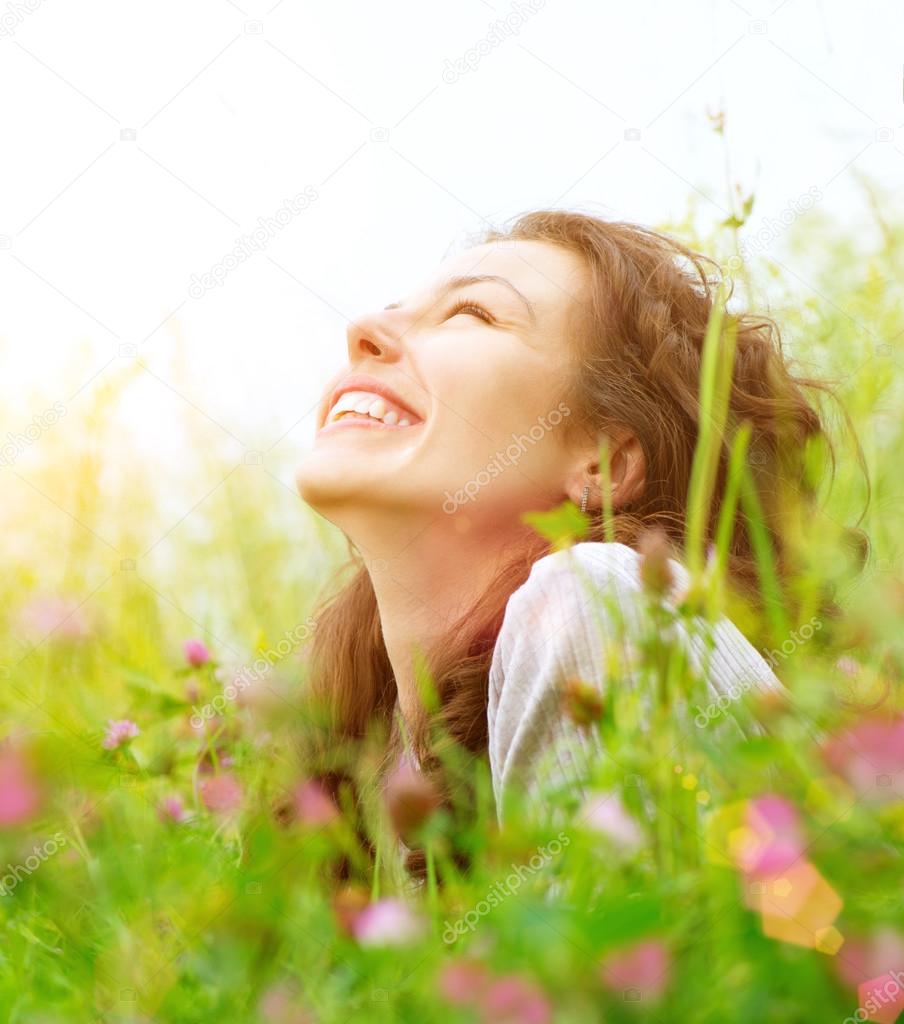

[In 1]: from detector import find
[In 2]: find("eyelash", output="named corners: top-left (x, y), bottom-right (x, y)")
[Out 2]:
top-left (446, 297), bottom-right (494, 324)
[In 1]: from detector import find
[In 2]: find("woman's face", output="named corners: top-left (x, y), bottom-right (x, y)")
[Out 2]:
top-left (296, 239), bottom-right (592, 535)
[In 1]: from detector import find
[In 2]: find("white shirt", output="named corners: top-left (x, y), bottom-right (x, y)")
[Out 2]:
top-left (487, 542), bottom-right (784, 820)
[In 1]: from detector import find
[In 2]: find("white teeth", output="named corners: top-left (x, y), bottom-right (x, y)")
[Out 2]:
top-left (327, 389), bottom-right (418, 426)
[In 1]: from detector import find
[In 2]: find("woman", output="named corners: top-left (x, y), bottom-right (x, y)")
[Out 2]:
top-left (294, 209), bottom-right (836, 835)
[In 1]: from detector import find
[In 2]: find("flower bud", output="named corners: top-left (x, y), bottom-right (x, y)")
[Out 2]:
top-left (562, 678), bottom-right (605, 728)
top-left (638, 528), bottom-right (674, 597)
top-left (384, 759), bottom-right (441, 842)
top-left (332, 884), bottom-right (370, 937)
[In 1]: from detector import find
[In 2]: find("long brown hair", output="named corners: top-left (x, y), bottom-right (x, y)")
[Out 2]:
top-left (298, 209), bottom-right (863, 866)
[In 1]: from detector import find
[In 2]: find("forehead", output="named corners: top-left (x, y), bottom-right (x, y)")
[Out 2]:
top-left (415, 239), bottom-right (588, 324)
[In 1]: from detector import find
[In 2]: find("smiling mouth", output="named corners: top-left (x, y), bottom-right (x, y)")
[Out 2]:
top-left (319, 389), bottom-right (424, 433)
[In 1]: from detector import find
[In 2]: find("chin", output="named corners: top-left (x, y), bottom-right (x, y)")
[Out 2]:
top-left (295, 456), bottom-right (385, 517)
top-left (295, 454), bottom-right (343, 509)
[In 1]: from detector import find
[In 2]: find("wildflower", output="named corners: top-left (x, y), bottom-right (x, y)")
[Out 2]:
top-left (18, 596), bottom-right (89, 641)
top-left (258, 983), bottom-right (314, 1023)
top-left (158, 795), bottom-right (189, 824)
top-left (352, 898), bottom-right (426, 947)
top-left (184, 638), bottom-right (211, 667)
top-left (580, 790), bottom-right (643, 852)
top-left (294, 779), bottom-right (339, 826)
top-left (438, 960), bottom-right (490, 1006)
top-left (835, 928), bottom-right (904, 989)
top-left (835, 656), bottom-right (861, 677)
top-left (102, 719), bottom-right (139, 750)
top-left (735, 794), bottom-right (805, 878)
top-left (200, 773), bottom-right (243, 814)
top-left (480, 973), bottom-right (552, 1024)
top-left (562, 678), bottom-right (605, 728)
top-left (0, 747), bottom-right (41, 825)
top-left (600, 939), bottom-right (671, 1001)
top-left (822, 713), bottom-right (904, 803)
top-left (384, 757), bottom-right (441, 842)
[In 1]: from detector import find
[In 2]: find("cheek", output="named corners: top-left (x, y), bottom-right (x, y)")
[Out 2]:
top-left (421, 399), bottom-right (573, 510)
top-left (415, 350), bottom-right (573, 491)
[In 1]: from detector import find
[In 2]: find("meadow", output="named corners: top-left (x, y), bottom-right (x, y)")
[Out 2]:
top-left (1, 194), bottom-right (903, 1023)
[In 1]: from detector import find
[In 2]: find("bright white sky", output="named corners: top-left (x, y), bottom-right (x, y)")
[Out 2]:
top-left (1, 0), bottom-right (902, 489)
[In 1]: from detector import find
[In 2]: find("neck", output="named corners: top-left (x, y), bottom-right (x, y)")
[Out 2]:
top-left (340, 508), bottom-right (532, 733)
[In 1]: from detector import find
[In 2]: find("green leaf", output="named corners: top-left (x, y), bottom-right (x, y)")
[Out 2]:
top-left (522, 500), bottom-right (588, 549)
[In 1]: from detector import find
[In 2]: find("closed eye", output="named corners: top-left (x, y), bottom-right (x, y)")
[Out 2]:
top-left (446, 297), bottom-right (495, 324)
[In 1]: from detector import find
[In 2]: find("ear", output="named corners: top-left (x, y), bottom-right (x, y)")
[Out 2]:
top-left (609, 434), bottom-right (646, 508)
top-left (565, 432), bottom-right (646, 511)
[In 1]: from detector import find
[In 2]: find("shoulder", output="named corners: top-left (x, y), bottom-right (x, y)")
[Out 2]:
top-left (516, 540), bottom-right (650, 590)
top-left (486, 541), bottom-right (781, 816)
top-left (488, 541), bottom-right (660, 679)
top-left (486, 543), bottom-right (652, 809)
top-left (503, 540), bottom-right (690, 610)
top-left (490, 542), bottom-right (685, 668)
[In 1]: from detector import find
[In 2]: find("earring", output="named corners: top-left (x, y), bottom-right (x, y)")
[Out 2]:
top-left (579, 484), bottom-right (590, 515)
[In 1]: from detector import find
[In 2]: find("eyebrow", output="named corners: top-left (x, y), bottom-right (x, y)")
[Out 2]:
top-left (384, 274), bottom-right (537, 325)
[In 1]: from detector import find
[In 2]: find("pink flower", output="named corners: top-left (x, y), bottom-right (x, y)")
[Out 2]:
top-left (438, 960), bottom-right (490, 1006)
top-left (258, 984), bottom-right (314, 1023)
top-left (835, 656), bottom-right (861, 678)
top-left (102, 719), bottom-right (139, 750)
top-left (18, 596), bottom-right (89, 641)
top-left (383, 757), bottom-right (440, 841)
top-left (0, 748), bottom-right (41, 825)
top-left (184, 638), bottom-right (211, 667)
top-left (835, 928), bottom-right (904, 988)
top-left (294, 780), bottom-right (339, 826)
top-left (480, 974), bottom-right (552, 1024)
top-left (158, 795), bottom-right (189, 823)
top-left (352, 899), bottom-right (426, 947)
top-left (200, 773), bottom-right (243, 814)
top-left (822, 714), bottom-right (904, 803)
top-left (580, 791), bottom-right (643, 852)
top-left (737, 794), bottom-right (805, 878)
top-left (601, 940), bottom-right (671, 1001)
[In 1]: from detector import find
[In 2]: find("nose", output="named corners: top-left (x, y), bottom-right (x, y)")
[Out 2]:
top-left (346, 308), bottom-right (404, 364)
